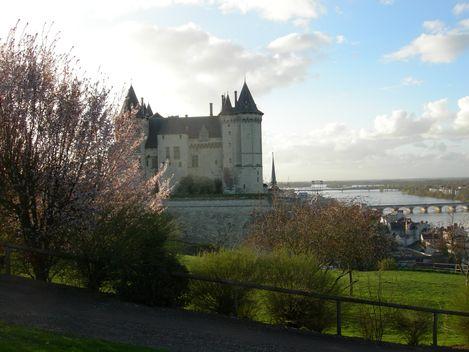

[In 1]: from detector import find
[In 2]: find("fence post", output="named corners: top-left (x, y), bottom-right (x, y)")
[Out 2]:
top-left (336, 300), bottom-right (342, 336)
top-left (433, 313), bottom-right (438, 347)
top-left (4, 246), bottom-right (11, 275)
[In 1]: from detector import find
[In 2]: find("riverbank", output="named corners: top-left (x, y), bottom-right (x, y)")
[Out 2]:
top-left (401, 187), bottom-right (469, 203)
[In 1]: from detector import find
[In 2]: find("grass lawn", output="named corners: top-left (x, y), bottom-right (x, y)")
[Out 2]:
top-left (335, 270), bottom-right (467, 347)
top-left (181, 254), bottom-right (468, 347)
top-left (0, 321), bottom-right (165, 352)
top-left (352, 270), bottom-right (465, 309)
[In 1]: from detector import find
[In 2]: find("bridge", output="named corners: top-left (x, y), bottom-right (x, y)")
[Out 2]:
top-left (369, 202), bottom-right (469, 214)
top-left (292, 187), bottom-right (386, 192)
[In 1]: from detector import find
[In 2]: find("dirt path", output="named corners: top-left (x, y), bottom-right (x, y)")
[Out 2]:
top-left (0, 275), bottom-right (435, 352)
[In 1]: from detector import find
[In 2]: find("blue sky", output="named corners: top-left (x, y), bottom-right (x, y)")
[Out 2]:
top-left (1, 0), bottom-right (469, 181)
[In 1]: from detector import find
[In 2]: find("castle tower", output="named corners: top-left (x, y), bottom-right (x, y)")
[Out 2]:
top-left (220, 82), bottom-right (263, 193)
top-left (122, 85), bottom-right (156, 178)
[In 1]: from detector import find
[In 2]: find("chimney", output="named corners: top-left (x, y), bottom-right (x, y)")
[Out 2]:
top-left (234, 90), bottom-right (238, 106)
top-left (209, 103), bottom-right (213, 116)
top-left (140, 97), bottom-right (144, 106)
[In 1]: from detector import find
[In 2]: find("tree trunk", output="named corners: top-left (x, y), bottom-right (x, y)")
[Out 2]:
top-left (31, 254), bottom-right (51, 282)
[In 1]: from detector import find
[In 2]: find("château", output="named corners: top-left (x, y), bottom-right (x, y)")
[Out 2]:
top-left (122, 81), bottom-right (264, 193)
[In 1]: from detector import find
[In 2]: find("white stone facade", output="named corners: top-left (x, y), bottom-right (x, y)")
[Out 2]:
top-left (124, 83), bottom-right (264, 194)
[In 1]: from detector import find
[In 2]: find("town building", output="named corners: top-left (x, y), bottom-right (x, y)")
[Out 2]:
top-left (121, 82), bottom-right (264, 194)
top-left (382, 210), bottom-right (430, 247)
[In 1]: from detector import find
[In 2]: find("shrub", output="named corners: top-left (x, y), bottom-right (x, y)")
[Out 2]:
top-left (356, 305), bottom-right (387, 342)
top-left (394, 310), bottom-right (432, 346)
top-left (258, 251), bottom-right (344, 333)
top-left (186, 249), bottom-right (259, 318)
top-left (174, 176), bottom-right (223, 196)
top-left (108, 210), bottom-right (188, 307)
top-left (72, 205), bottom-right (188, 306)
top-left (72, 208), bottom-right (128, 290)
top-left (355, 272), bottom-right (390, 342)
top-left (378, 258), bottom-right (397, 271)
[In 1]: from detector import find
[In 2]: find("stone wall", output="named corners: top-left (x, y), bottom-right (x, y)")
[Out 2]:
top-left (164, 198), bottom-right (272, 247)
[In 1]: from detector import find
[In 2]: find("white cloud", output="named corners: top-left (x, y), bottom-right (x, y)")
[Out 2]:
top-left (454, 2), bottom-right (469, 16)
top-left (381, 76), bottom-right (423, 90)
top-left (336, 35), bottom-right (346, 44)
top-left (267, 32), bottom-right (332, 53)
top-left (401, 76), bottom-right (423, 86)
top-left (372, 110), bottom-right (433, 137)
top-left (127, 23), bottom-right (333, 113)
top-left (454, 96), bottom-right (469, 131)
top-left (264, 97), bottom-right (469, 180)
top-left (216, 0), bottom-right (326, 23)
top-left (422, 98), bottom-right (452, 121)
top-left (0, 0), bottom-right (326, 26)
top-left (460, 19), bottom-right (469, 28)
top-left (385, 24), bottom-right (469, 63)
top-left (380, 0), bottom-right (394, 5)
top-left (423, 20), bottom-right (446, 34)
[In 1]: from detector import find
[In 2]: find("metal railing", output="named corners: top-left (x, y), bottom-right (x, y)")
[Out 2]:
top-left (1, 242), bottom-right (469, 347)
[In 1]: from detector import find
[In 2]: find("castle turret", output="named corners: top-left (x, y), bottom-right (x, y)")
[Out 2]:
top-left (220, 82), bottom-right (263, 193)
top-left (121, 85), bottom-right (139, 114)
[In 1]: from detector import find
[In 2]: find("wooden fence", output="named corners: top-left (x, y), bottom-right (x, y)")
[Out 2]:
top-left (1, 242), bottom-right (469, 347)
top-left (413, 262), bottom-right (469, 274)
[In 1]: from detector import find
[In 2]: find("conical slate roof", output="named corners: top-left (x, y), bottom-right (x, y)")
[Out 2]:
top-left (235, 82), bottom-right (263, 115)
top-left (219, 93), bottom-right (234, 115)
top-left (146, 103), bottom-right (153, 116)
top-left (121, 85), bottom-right (157, 118)
top-left (121, 85), bottom-right (139, 114)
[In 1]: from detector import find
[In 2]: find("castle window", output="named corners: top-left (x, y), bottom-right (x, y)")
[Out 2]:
top-left (178, 161), bottom-right (182, 167)
top-left (191, 155), bottom-right (199, 168)
top-left (146, 156), bottom-right (149, 167)
top-left (229, 158), bottom-right (232, 164)
top-left (257, 177), bottom-right (259, 182)
top-left (174, 146), bottom-right (180, 160)
top-left (151, 156), bottom-right (158, 169)
top-left (165, 147), bottom-right (170, 160)
top-left (179, 134), bottom-right (182, 139)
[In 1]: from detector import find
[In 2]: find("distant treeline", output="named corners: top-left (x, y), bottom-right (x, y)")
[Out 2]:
top-left (400, 185), bottom-right (469, 202)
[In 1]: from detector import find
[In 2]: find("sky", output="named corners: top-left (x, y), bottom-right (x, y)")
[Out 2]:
top-left (1, 0), bottom-right (469, 182)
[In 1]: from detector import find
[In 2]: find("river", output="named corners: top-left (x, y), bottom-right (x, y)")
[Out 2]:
top-left (296, 188), bottom-right (469, 227)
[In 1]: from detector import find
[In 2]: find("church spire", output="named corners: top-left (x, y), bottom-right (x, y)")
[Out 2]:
top-left (271, 152), bottom-right (277, 188)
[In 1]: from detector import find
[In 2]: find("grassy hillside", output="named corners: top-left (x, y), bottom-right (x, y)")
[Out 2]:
top-left (0, 321), bottom-right (164, 352)
top-left (181, 255), bottom-right (467, 347)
